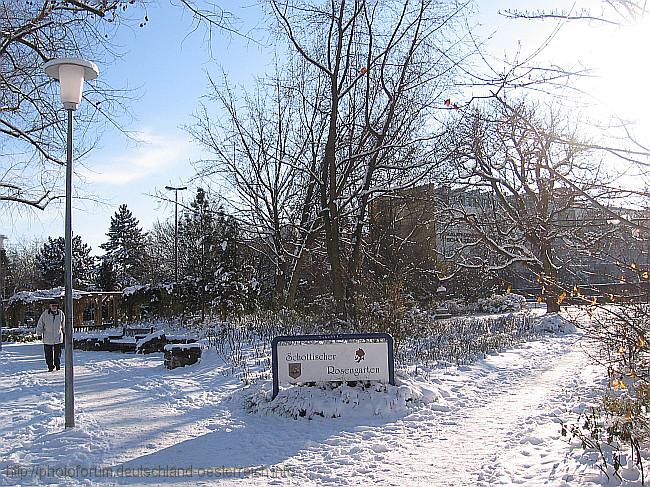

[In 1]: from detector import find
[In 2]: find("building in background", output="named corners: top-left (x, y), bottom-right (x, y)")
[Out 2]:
top-left (369, 185), bottom-right (650, 301)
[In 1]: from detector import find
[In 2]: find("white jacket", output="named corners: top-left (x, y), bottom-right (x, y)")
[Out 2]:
top-left (36, 309), bottom-right (65, 345)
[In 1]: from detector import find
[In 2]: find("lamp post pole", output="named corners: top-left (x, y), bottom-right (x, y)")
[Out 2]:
top-left (63, 107), bottom-right (75, 428)
top-left (165, 186), bottom-right (187, 284)
top-left (44, 58), bottom-right (99, 429)
top-left (0, 235), bottom-right (7, 352)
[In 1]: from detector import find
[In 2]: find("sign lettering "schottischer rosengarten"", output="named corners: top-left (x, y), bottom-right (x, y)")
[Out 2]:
top-left (271, 333), bottom-right (395, 399)
top-left (278, 342), bottom-right (389, 384)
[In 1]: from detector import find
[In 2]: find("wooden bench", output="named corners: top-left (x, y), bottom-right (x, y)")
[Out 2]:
top-left (75, 328), bottom-right (198, 355)
top-left (75, 326), bottom-right (153, 353)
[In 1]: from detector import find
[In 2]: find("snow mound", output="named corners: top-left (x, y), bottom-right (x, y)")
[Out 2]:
top-left (135, 329), bottom-right (165, 347)
top-left (239, 372), bottom-right (448, 420)
top-left (533, 313), bottom-right (577, 334)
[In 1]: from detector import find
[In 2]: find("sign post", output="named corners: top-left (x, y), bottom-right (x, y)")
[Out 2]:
top-left (271, 333), bottom-right (395, 399)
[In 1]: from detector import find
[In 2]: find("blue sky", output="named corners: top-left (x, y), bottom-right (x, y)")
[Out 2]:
top-left (3, 0), bottom-right (648, 254)
top-left (3, 1), bottom-right (272, 252)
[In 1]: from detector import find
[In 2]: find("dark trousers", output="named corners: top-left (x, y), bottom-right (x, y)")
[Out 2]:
top-left (44, 343), bottom-right (62, 370)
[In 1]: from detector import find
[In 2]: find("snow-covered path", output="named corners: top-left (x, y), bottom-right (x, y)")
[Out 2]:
top-left (266, 336), bottom-right (601, 486)
top-left (0, 331), bottom-right (613, 486)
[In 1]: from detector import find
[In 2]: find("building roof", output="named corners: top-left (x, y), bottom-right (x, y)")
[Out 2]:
top-left (7, 287), bottom-right (121, 305)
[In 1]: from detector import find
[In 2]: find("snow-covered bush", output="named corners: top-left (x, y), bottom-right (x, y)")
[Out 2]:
top-left (356, 283), bottom-right (424, 346)
top-left (476, 293), bottom-right (526, 313)
top-left (396, 312), bottom-right (536, 367)
top-left (563, 304), bottom-right (650, 483)
top-left (532, 313), bottom-right (577, 334)
top-left (239, 372), bottom-right (448, 420)
top-left (2, 327), bottom-right (38, 343)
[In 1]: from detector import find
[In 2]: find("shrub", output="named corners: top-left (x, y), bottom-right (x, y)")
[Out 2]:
top-left (564, 304), bottom-right (650, 483)
top-left (440, 293), bottom-right (526, 316)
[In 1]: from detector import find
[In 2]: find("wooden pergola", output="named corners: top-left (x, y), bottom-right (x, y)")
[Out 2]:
top-left (5, 288), bottom-right (123, 330)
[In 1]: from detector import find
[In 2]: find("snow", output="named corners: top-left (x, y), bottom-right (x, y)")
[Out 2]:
top-left (108, 337), bottom-right (137, 344)
top-left (241, 373), bottom-right (447, 420)
top-left (164, 334), bottom-right (196, 341)
top-left (0, 312), bottom-right (645, 486)
top-left (136, 330), bottom-right (166, 348)
top-left (122, 283), bottom-right (174, 297)
top-left (164, 343), bottom-right (202, 351)
top-left (121, 284), bottom-right (148, 296)
top-left (532, 312), bottom-right (578, 334)
top-left (7, 287), bottom-right (88, 305)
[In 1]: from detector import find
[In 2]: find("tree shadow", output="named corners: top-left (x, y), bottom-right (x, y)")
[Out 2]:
top-left (107, 405), bottom-right (399, 485)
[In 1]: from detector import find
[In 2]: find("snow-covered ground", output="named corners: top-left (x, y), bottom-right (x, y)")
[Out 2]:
top-left (0, 313), bottom-right (644, 486)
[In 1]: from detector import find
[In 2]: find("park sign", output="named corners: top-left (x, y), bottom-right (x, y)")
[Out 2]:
top-left (271, 333), bottom-right (395, 399)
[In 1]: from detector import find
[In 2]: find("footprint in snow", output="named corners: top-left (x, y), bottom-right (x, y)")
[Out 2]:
top-left (369, 444), bottom-right (389, 453)
top-left (520, 435), bottom-right (544, 445)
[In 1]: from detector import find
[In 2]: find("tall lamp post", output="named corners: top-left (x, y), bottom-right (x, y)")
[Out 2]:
top-left (165, 186), bottom-right (187, 284)
top-left (44, 58), bottom-right (99, 429)
top-left (0, 234), bottom-right (7, 352)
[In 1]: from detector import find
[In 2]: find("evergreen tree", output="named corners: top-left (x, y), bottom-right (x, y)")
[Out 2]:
top-left (6, 240), bottom-right (41, 292)
top-left (178, 188), bottom-right (220, 318)
top-left (36, 236), bottom-right (95, 289)
top-left (0, 246), bottom-right (14, 298)
top-left (209, 213), bottom-right (257, 317)
top-left (99, 204), bottom-right (148, 289)
top-left (145, 219), bottom-right (175, 285)
top-left (95, 258), bottom-right (117, 291)
top-left (178, 188), bottom-right (257, 319)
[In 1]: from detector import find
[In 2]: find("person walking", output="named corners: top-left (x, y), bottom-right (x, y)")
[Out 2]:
top-left (36, 299), bottom-right (64, 372)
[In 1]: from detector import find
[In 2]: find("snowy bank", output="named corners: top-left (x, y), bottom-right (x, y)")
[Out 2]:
top-left (238, 372), bottom-right (449, 420)
top-left (533, 313), bottom-right (578, 334)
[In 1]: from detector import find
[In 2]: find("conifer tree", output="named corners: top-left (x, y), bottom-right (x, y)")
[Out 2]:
top-left (210, 212), bottom-right (256, 317)
top-left (6, 241), bottom-right (40, 292)
top-left (36, 236), bottom-right (95, 290)
top-left (178, 188), bottom-right (220, 318)
top-left (145, 220), bottom-right (175, 285)
top-left (99, 204), bottom-right (148, 289)
top-left (96, 258), bottom-right (118, 292)
top-left (178, 188), bottom-right (257, 318)
top-left (0, 246), bottom-right (14, 298)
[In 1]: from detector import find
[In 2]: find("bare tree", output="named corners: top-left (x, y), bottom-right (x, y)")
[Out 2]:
top-left (0, 0), bottom-right (151, 211)
top-left (1, 0), bottom-right (240, 213)
top-left (444, 98), bottom-right (625, 312)
top-left (265, 0), bottom-right (469, 319)
top-left (189, 62), bottom-right (325, 309)
top-left (5, 237), bottom-right (42, 292)
top-left (501, 0), bottom-right (649, 25)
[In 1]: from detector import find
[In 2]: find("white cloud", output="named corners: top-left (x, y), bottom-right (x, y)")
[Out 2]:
top-left (81, 130), bottom-right (195, 186)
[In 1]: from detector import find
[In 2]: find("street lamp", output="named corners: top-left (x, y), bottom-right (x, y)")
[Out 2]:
top-left (44, 58), bottom-right (99, 429)
top-left (165, 186), bottom-right (187, 284)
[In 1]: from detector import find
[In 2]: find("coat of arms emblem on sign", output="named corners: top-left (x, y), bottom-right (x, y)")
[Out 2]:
top-left (288, 362), bottom-right (302, 379)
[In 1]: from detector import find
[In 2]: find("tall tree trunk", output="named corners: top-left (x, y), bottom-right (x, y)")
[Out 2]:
top-left (541, 240), bottom-right (560, 313)
top-left (347, 154), bottom-right (378, 320)
top-left (346, 3), bottom-right (423, 319)
top-left (285, 168), bottom-right (320, 309)
top-left (321, 38), bottom-right (347, 319)
top-left (286, 219), bottom-right (320, 309)
top-left (274, 263), bottom-right (287, 310)
top-left (321, 131), bottom-right (347, 318)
